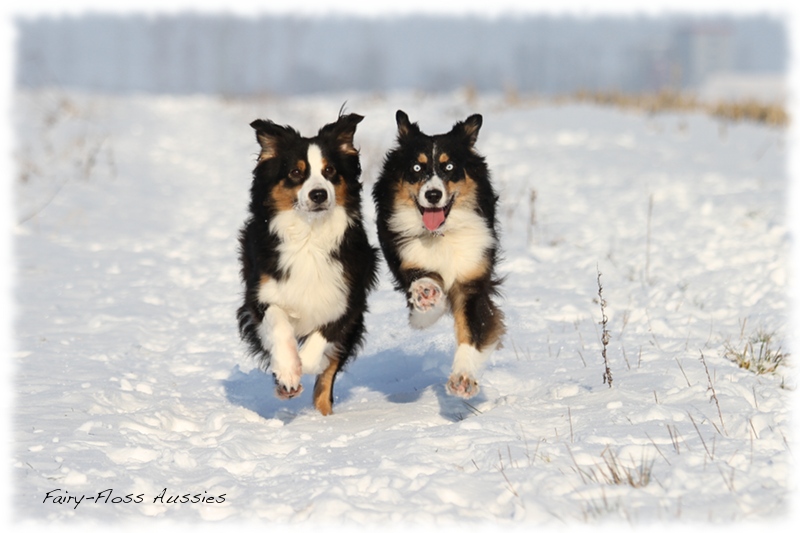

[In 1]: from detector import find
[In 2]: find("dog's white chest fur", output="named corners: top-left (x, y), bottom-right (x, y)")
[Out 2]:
top-left (390, 205), bottom-right (494, 290)
top-left (258, 207), bottom-right (351, 336)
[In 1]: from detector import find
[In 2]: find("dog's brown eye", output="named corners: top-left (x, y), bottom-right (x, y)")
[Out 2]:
top-left (289, 168), bottom-right (303, 180)
top-left (323, 165), bottom-right (336, 178)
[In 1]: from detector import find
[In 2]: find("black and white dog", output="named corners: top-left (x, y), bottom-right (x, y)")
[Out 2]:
top-left (237, 113), bottom-right (378, 415)
top-left (372, 111), bottom-right (505, 399)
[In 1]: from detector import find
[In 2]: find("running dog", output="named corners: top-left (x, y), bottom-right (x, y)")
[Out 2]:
top-left (237, 113), bottom-right (378, 415)
top-left (372, 110), bottom-right (504, 399)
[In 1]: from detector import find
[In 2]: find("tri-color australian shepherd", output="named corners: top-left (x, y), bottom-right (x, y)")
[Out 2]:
top-left (373, 111), bottom-right (505, 399)
top-left (237, 113), bottom-right (378, 416)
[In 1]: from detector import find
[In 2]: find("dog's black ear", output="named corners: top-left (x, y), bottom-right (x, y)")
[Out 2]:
top-left (330, 113), bottom-right (364, 156)
top-left (396, 110), bottom-right (420, 141)
top-left (452, 114), bottom-right (483, 149)
top-left (250, 119), bottom-right (293, 162)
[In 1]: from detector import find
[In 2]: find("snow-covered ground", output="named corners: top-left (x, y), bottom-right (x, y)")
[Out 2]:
top-left (11, 89), bottom-right (792, 527)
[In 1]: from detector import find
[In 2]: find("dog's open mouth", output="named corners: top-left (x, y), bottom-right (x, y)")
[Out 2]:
top-left (418, 196), bottom-right (455, 232)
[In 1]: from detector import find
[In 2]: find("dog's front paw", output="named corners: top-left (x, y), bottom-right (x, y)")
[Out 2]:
top-left (275, 381), bottom-right (304, 399)
top-left (273, 356), bottom-right (303, 400)
top-left (409, 277), bottom-right (443, 312)
top-left (446, 374), bottom-right (480, 399)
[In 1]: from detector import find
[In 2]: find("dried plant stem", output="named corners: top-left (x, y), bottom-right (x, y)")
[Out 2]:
top-left (645, 432), bottom-right (671, 465)
top-left (497, 450), bottom-right (522, 503)
top-left (700, 350), bottom-right (727, 435)
top-left (687, 412), bottom-right (713, 460)
top-left (568, 407), bottom-right (574, 443)
top-left (597, 265), bottom-right (613, 387)
top-left (675, 357), bottom-right (692, 387)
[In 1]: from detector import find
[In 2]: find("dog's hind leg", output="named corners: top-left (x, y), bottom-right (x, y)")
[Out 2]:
top-left (313, 355), bottom-right (341, 416)
top-left (299, 331), bottom-right (333, 375)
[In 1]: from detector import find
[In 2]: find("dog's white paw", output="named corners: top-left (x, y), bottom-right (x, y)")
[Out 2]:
top-left (274, 370), bottom-right (303, 399)
top-left (446, 373), bottom-right (480, 399)
top-left (272, 343), bottom-right (303, 399)
top-left (409, 277), bottom-right (443, 312)
top-left (275, 381), bottom-right (303, 399)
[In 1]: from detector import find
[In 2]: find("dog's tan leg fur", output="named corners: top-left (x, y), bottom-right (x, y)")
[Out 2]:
top-left (313, 356), bottom-right (340, 416)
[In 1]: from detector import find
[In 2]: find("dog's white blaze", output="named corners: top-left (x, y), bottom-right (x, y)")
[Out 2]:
top-left (419, 175), bottom-right (448, 207)
top-left (298, 331), bottom-right (333, 374)
top-left (298, 143), bottom-right (335, 213)
top-left (389, 205), bottom-right (494, 291)
top-left (258, 305), bottom-right (301, 385)
top-left (451, 341), bottom-right (496, 379)
top-left (260, 206), bottom-right (351, 337)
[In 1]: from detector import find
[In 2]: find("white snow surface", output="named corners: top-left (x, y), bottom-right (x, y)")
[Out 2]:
top-left (11, 89), bottom-right (793, 527)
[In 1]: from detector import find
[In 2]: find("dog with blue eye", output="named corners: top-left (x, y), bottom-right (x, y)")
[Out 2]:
top-left (372, 110), bottom-right (504, 399)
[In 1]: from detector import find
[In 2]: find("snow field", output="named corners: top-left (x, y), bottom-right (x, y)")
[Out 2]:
top-left (12, 89), bottom-right (792, 525)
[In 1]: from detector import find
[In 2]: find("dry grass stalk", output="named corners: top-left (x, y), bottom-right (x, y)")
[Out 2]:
top-left (597, 266), bottom-right (613, 387)
top-left (570, 445), bottom-right (654, 489)
top-left (570, 89), bottom-right (789, 126)
top-left (700, 351), bottom-right (727, 436)
top-left (723, 328), bottom-right (789, 375)
top-left (598, 447), bottom-right (653, 488)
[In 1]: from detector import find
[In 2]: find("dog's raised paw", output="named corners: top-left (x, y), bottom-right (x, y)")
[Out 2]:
top-left (446, 374), bottom-right (480, 399)
top-left (409, 278), bottom-right (442, 312)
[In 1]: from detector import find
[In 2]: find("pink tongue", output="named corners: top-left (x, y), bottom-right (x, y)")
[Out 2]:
top-left (422, 208), bottom-right (446, 231)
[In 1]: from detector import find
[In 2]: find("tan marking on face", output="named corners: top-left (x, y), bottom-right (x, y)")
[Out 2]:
top-left (334, 178), bottom-right (348, 207)
top-left (269, 181), bottom-right (301, 211)
top-left (296, 160), bottom-right (306, 173)
top-left (313, 355), bottom-right (340, 416)
top-left (447, 171), bottom-right (478, 210)
top-left (395, 180), bottom-right (424, 209)
top-left (319, 156), bottom-right (339, 182)
top-left (259, 273), bottom-right (271, 288)
top-left (438, 153), bottom-right (450, 164)
top-left (417, 153), bottom-right (428, 164)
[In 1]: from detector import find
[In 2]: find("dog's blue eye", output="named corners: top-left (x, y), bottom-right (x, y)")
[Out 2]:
top-left (444, 163), bottom-right (454, 172)
top-left (412, 164), bottom-right (422, 173)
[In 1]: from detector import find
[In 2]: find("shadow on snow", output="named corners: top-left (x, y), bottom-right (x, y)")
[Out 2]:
top-left (222, 345), bottom-right (484, 423)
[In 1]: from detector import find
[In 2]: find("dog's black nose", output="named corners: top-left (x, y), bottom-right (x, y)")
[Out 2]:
top-left (425, 189), bottom-right (443, 205)
top-left (309, 189), bottom-right (328, 205)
